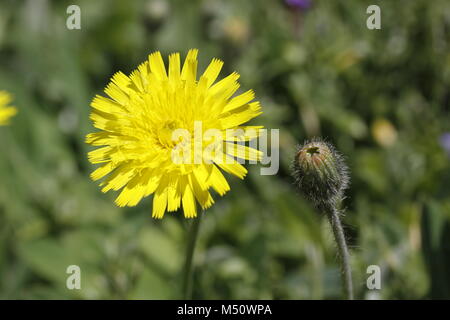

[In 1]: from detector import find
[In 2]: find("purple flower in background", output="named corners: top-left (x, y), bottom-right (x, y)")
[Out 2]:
top-left (285, 0), bottom-right (313, 38)
top-left (285, 0), bottom-right (312, 10)
top-left (439, 133), bottom-right (450, 156)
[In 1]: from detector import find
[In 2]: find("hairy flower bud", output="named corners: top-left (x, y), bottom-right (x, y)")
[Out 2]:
top-left (292, 138), bottom-right (349, 207)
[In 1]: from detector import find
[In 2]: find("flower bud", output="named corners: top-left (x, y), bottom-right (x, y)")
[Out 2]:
top-left (292, 138), bottom-right (349, 207)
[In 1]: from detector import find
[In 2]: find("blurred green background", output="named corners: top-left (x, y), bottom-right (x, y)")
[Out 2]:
top-left (0, 0), bottom-right (450, 299)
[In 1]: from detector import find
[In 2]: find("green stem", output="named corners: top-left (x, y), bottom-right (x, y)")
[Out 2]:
top-left (326, 205), bottom-right (354, 300)
top-left (182, 213), bottom-right (202, 300)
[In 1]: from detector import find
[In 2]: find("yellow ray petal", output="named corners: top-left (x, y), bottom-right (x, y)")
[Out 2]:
top-left (219, 102), bottom-right (262, 129)
top-left (222, 90), bottom-right (255, 113)
top-left (129, 69), bottom-right (144, 93)
top-left (148, 51), bottom-right (168, 81)
top-left (224, 142), bottom-right (263, 161)
top-left (167, 174), bottom-right (181, 212)
top-left (190, 172), bottom-right (214, 210)
top-left (202, 58), bottom-right (224, 88)
top-left (223, 126), bottom-right (263, 142)
top-left (115, 173), bottom-right (149, 207)
top-left (104, 72), bottom-right (131, 105)
top-left (181, 178), bottom-right (197, 218)
top-left (90, 161), bottom-right (116, 181)
top-left (181, 57), bottom-right (198, 84)
top-left (152, 184), bottom-right (168, 219)
top-left (88, 146), bottom-right (113, 164)
top-left (100, 165), bottom-right (136, 192)
top-left (143, 170), bottom-right (162, 196)
top-left (91, 95), bottom-right (126, 114)
top-left (168, 53), bottom-right (181, 83)
top-left (208, 72), bottom-right (240, 97)
top-left (208, 165), bottom-right (230, 196)
top-left (0, 91), bottom-right (12, 105)
top-left (216, 155), bottom-right (248, 179)
top-left (0, 107), bottom-right (17, 125)
top-left (181, 49), bottom-right (199, 79)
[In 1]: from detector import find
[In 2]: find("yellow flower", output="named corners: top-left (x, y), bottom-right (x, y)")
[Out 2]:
top-left (0, 91), bottom-right (17, 126)
top-left (87, 49), bottom-right (263, 218)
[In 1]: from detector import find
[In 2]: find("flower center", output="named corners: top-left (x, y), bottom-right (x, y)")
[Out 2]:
top-left (158, 120), bottom-right (183, 148)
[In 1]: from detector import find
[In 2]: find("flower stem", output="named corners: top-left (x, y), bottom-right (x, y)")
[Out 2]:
top-left (182, 213), bottom-right (202, 300)
top-left (326, 205), bottom-right (354, 300)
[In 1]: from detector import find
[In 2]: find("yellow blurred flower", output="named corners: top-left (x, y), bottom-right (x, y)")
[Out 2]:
top-left (0, 91), bottom-right (17, 126)
top-left (371, 118), bottom-right (397, 147)
top-left (87, 49), bottom-right (263, 218)
top-left (223, 17), bottom-right (250, 45)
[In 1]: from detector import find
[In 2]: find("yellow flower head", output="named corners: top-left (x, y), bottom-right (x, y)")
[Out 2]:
top-left (87, 49), bottom-right (263, 218)
top-left (0, 91), bottom-right (17, 126)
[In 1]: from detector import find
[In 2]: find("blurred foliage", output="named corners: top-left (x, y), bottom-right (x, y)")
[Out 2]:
top-left (0, 0), bottom-right (450, 299)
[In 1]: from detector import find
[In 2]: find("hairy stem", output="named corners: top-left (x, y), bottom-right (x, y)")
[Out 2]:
top-left (182, 214), bottom-right (202, 300)
top-left (325, 205), bottom-right (354, 300)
